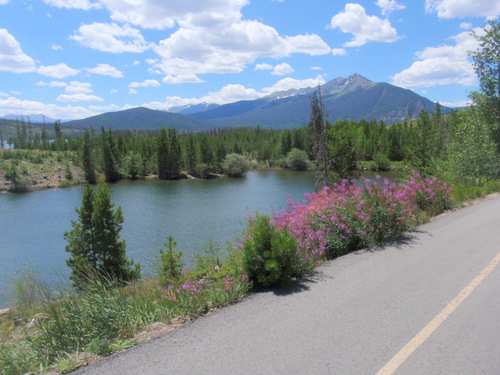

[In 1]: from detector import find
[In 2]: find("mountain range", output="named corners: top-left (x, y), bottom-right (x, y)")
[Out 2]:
top-left (7, 74), bottom-right (451, 133)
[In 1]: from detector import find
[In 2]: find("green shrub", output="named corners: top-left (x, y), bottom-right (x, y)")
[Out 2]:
top-left (241, 214), bottom-right (313, 288)
top-left (373, 153), bottom-right (390, 171)
top-left (285, 148), bottom-right (309, 171)
top-left (222, 154), bottom-right (248, 177)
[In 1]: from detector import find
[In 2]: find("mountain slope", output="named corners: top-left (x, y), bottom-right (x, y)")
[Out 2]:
top-left (191, 74), bottom-right (449, 127)
top-left (64, 107), bottom-right (210, 131)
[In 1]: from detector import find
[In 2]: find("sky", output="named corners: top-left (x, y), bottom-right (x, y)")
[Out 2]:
top-left (0, 0), bottom-right (499, 121)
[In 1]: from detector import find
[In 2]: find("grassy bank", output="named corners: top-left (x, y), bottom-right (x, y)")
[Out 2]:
top-left (0, 150), bottom-right (83, 193)
top-left (0, 172), bottom-right (498, 374)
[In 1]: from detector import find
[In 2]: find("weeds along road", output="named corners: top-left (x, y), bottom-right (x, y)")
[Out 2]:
top-left (74, 195), bottom-right (500, 375)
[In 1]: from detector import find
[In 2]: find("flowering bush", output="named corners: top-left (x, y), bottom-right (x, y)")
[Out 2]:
top-left (274, 172), bottom-right (453, 260)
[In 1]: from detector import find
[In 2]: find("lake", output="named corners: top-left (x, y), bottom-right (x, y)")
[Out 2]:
top-left (0, 170), bottom-right (317, 307)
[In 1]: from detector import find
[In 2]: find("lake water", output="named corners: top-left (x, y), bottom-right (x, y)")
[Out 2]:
top-left (0, 170), bottom-right (317, 307)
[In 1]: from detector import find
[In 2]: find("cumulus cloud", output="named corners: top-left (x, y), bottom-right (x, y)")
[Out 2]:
top-left (376, 0), bottom-right (405, 16)
top-left (37, 63), bottom-right (79, 78)
top-left (392, 29), bottom-right (480, 89)
top-left (42, 0), bottom-right (100, 10)
top-left (329, 3), bottom-right (400, 47)
top-left (255, 63), bottom-right (273, 70)
top-left (332, 48), bottom-right (347, 56)
top-left (0, 29), bottom-right (37, 73)
top-left (162, 74), bottom-right (204, 84)
top-left (440, 99), bottom-right (470, 108)
top-left (425, 0), bottom-right (500, 19)
top-left (120, 1), bottom-right (331, 81)
top-left (86, 63), bottom-right (123, 77)
top-left (263, 75), bottom-right (326, 93)
top-left (64, 81), bottom-right (93, 94)
top-left (129, 79), bottom-right (160, 88)
top-left (50, 44), bottom-right (63, 50)
top-left (128, 88), bottom-right (138, 94)
top-left (71, 22), bottom-right (151, 53)
top-left (57, 93), bottom-right (103, 102)
top-left (0, 96), bottom-right (96, 119)
top-left (272, 62), bottom-right (294, 76)
top-left (97, 0), bottom-right (248, 30)
top-left (89, 104), bottom-right (120, 111)
top-left (36, 80), bottom-right (67, 88)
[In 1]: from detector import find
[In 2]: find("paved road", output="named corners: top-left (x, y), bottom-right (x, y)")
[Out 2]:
top-left (75, 196), bottom-right (500, 375)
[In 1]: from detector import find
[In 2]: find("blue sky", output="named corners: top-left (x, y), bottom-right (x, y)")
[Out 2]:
top-left (0, 0), bottom-right (499, 120)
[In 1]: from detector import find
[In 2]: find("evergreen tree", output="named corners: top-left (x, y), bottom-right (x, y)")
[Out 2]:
top-left (82, 129), bottom-right (97, 184)
top-left (409, 110), bottom-right (436, 176)
top-left (101, 127), bottom-right (120, 182)
top-left (65, 180), bottom-right (141, 288)
top-left (157, 127), bottom-right (169, 179)
top-left (328, 121), bottom-right (356, 180)
top-left (309, 87), bottom-right (331, 189)
top-left (185, 134), bottom-right (197, 174)
top-left (167, 128), bottom-right (181, 179)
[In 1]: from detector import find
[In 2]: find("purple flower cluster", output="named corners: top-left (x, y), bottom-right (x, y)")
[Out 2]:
top-left (274, 172), bottom-right (453, 260)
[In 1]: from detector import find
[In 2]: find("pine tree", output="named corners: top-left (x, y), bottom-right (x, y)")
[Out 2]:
top-left (309, 87), bottom-right (331, 189)
top-left (157, 127), bottom-right (169, 179)
top-left (101, 127), bottom-right (120, 182)
top-left (167, 128), bottom-right (181, 179)
top-left (65, 180), bottom-right (141, 288)
top-left (82, 129), bottom-right (97, 184)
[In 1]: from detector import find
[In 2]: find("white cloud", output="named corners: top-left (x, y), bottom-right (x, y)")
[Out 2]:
top-left (441, 99), bottom-right (470, 108)
top-left (147, 83), bottom-right (265, 110)
top-left (255, 63), bottom-right (273, 70)
top-left (10, 91), bottom-right (20, 95)
top-left (272, 62), bottom-right (294, 75)
top-left (200, 84), bottom-right (263, 104)
top-left (0, 29), bottom-right (37, 73)
top-left (65, 81), bottom-right (93, 94)
top-left (50, 44), bottom-right (63, 50)
top-left (129, 79), bottom-right (160, 88)
top-left (460, 22), bottom-right (472, 30)
top-left (133, 60), bottom-right (140, 65)
top-left (56, 93), bottom-right (103, 102)
top-left (89, 104), bottom-right (120, 111)
top-left (36, 80), bottom-right (67, 87)
top-left (110, 89), bottom-right (118, 94)
top-left (329, 3), bottom-right (400, 47)
top-left (71, 22), bottom-right (151, 53)
top-left (392, 29), bottom-right (480, 89)
top-left (332, 48), bottom-right (347, 56)
top-left (311, 67), bottom-right (322, 70)
top-left (97, 0), bottom-right (249, 30)
top-left (42, 0), bottom-right (100, 10)
top-left (0, 96), bottom-right (96, 119)
top-left (376, 0), bottom-right (405, 16)
top-left (263, 75), bottom-right (326, 93)
top-left (86, 63), bottom-right (123, 77)
top-left (0, 92), bottom-right (8, 97)
top-left (146, 74), bottom-right (328, 111)
top-left (126, 1), bottom-right (330, 81)
top-left (162, 74), bottom-right (204, 84)
top-left (37, 63), bottom-right (79, 78)
top-left (425, 0), bottom-right (500, 19)
top-left (128, 88), bottom-right (138, 94)
top-left (0, 0), bottom-right (9, 5)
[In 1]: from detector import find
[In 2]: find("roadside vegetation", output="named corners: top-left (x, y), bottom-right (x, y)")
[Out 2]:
top-left (0, 20), bottom-right (499, 375)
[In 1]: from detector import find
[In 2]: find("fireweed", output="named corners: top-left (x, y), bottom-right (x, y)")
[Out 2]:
top-left (274, 172), bottom-right (453, 260)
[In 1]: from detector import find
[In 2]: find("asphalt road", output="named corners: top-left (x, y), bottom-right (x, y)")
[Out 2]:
top-left (74, 195), bottom-right (500, 375)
